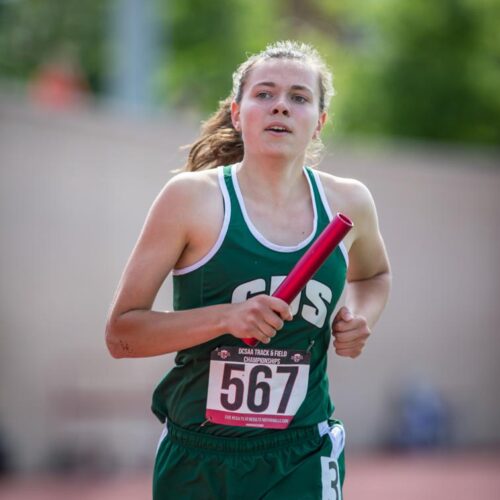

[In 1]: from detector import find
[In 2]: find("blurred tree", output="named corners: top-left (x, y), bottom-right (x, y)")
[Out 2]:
top-left (0, 0), bottom-right (107, 93)
top-left (155, 0), bottom-right (283, 112)
top-left (1, 0), bottom-right (498, 146)
top-left (332, 0), bottom-right (500, 145)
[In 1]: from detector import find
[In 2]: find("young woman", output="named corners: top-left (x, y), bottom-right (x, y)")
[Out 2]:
top-left (106, 41), bottom-right (391, 499)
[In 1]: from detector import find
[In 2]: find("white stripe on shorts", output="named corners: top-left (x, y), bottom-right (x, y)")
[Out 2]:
top-left (318, 420), bottom-right (345, 500)
top-left (318, 420), bottom-right (345, 460)
top-left (155, 423), bottom-right (169, 456)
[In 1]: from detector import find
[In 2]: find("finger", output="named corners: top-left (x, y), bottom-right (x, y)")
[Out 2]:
top-left (335, 347), bottom-right (362, 359)
top-left (333, 317), bottom-right (366, 333)
top-left (246, 326), bottom-right (273, 344)
top-left (246, 296), bottom-right (286, 327)
top-left (256, 321), bottom-right (277, 341)
top-left (333, 306), bottom-right (352, 325)
top-left (261, 310), bottom-right (285, 331)
top-left (340, 306), bottom-right (353, 321)
top-left (259, 329), bottom-right (274, 344)
top-left (333, 335), bottom-right (357, 346)
top-left (268, 297), bottom-right (293, 321)
top-left (333, 330), bottom-right (370, 344)
top-left (334, 338), bottom-right (367, 351)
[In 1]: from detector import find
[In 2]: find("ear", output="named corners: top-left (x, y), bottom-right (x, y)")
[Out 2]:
top-left (231, 100), bottom-right (241, 131)
top-left (313, 111), bottom-right (327, 139)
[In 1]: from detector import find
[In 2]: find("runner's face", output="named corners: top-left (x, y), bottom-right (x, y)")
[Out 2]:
top-left (232, 59), bottom-right (326, 162)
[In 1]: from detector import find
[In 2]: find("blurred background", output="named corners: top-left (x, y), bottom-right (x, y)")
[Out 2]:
top-left (1, 0), bottom-right (499, 498)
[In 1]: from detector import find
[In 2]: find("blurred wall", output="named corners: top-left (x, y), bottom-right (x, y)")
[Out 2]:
top-left (1, 93), bottom-right (499, 471)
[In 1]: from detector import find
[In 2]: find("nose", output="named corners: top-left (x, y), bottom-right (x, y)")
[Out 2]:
top-left (272, 97), bottom-right (290, 116)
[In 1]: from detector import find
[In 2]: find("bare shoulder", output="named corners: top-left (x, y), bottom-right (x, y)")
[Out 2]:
top-left (151, 168), bottom-right (221, 225)
top-left (315, 169), bottom-right (389, 279)
top-left (314, 170), bottom-right (379, 243)
top-left (152, 168), bottom-right (224, 269)
top-left (156, 168), bottom-right (220, 208)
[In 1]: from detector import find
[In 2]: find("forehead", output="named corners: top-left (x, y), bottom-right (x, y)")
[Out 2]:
top-left (245, 59), bottom-right (320, 94)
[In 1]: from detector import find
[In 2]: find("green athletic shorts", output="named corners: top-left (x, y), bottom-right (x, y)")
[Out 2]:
top-left (153, 419), bottom-right (345, 499)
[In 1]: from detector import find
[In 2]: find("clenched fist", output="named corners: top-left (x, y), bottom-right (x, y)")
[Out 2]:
top-left (225, 295), bottom-right (293, 344)
top-left (332, 306), bottom-right (371, 358)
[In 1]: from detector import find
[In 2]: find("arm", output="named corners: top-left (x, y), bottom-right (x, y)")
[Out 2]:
top-left (328, 179), bottom-right (391, 358)
top-left (105, 173), bottom-right (291, 359)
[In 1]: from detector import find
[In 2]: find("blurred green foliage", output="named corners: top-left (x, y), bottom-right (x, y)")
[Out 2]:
top-left (331, 0), bottom-right (500, 145)
top-left (0, 0), bottom-right (499, 146)
top-left (0, 0), bottom-right (107, 91)
top-left (155, 0), bottom-right (284, 111)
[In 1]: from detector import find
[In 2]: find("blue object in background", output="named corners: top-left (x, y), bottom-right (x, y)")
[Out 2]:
top-left (392, 380), bottom-right (451, 450)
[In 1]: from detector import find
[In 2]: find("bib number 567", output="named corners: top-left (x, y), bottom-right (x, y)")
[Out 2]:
top-left (220, 363), bottom-right (298, 414)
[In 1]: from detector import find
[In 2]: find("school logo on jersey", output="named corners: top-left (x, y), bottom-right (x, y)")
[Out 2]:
top-left (231, 276), bottom-right (333, 328)
top-left (217, 349), bottom-right (231, 360)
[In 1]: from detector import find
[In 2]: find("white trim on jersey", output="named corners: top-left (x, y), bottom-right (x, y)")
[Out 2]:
top-left (310, 169), bottom-right (349, 268)
top-left (231, 164), bottom-right (318, 253)
top-left (173, 166), bottom-right (231, 276)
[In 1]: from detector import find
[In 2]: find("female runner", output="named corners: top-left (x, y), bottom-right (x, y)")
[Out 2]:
top-left (106, 40), bottom-right (391, 499)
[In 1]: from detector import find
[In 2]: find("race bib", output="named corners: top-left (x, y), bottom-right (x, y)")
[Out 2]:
top-left (206, 346), bottom-right (310, 429)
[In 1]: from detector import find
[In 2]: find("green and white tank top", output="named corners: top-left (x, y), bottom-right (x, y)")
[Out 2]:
top-left (152, 164), bottom-right (348, 436)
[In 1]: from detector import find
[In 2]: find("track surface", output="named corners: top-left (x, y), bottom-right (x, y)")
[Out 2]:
top-left (1, 451), bottom-right (499, 499)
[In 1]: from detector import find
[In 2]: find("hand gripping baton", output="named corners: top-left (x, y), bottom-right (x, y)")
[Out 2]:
top-left (242, 212), bottom-right (353, 346)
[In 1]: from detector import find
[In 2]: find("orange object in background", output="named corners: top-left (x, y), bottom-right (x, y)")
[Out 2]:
top-left (30, 54), bottom-right (88, 109)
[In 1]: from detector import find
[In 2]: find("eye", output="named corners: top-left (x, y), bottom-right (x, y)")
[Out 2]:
top-left (256, 91), bottom-right (272, 99)
top-left (292, 94), bottom-right (308, 104)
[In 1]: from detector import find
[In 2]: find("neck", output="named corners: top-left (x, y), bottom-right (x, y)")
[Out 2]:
top-left (237, 153), bottom-right (308, 205)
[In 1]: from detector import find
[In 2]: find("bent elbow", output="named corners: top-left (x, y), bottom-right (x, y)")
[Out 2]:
top-left (106, 337), bottom-right (125, 359)
top-left (105, 320), bottom-right (127, 359)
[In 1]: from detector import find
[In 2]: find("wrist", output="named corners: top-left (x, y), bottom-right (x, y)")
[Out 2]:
top-left (212, 303), bottom-right (232, 337)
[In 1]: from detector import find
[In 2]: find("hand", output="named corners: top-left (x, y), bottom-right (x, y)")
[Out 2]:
top-left (332, 306), bottom-right (371, 358)
top-left (225, 295), bottom-right (293, 344)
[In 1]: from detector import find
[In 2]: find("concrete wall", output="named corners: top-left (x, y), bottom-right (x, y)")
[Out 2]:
top-left (1, 95), bottom-right (499, 471)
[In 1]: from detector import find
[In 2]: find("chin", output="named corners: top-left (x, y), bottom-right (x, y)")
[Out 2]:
top-left (259, 145), bottom-right (297, 159)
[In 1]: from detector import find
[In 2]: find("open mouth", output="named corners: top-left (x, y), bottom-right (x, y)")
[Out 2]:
top-left (265, 125), bottom-right (292, 134)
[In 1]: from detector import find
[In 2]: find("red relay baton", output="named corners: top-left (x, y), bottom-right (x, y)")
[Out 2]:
top-left (242, 213), bottom-right (353, 346)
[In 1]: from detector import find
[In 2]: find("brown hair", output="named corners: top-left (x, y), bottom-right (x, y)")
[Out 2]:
top-left (183, 41), bottom-right (334, 171)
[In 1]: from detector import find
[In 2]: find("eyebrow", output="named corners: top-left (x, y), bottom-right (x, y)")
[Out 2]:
top-left (253, 81), bottom-right (314, 94)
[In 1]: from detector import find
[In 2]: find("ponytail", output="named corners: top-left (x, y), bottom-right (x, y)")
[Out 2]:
top-left (183, 97), bottom-right (244, 172)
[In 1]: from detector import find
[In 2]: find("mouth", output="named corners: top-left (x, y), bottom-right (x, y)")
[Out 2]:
top-left (265, 124), bottom-right (292, 134)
